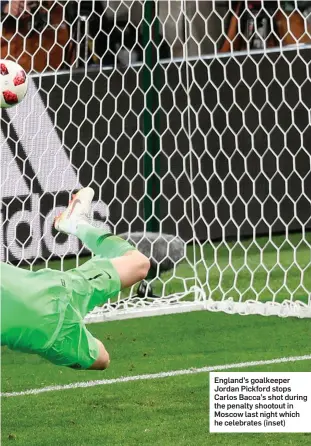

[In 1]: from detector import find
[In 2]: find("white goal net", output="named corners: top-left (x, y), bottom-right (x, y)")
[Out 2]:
top-left (1, 1), bottom-right (311, 320)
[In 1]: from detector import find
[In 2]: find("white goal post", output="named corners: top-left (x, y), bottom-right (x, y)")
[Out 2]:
top-left (1, 1), bottom-right (311, 320)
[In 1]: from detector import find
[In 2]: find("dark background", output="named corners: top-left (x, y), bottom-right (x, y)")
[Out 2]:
top-left (44, 48), bottom-right (311, 240)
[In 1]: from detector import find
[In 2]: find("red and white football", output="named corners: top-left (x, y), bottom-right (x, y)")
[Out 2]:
top-left (0, 60), bottom-right (28, 109)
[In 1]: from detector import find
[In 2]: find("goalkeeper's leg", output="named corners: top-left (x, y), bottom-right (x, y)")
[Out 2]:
top-left (75, 222), bottom-right (150, 289)
top-left (54, 188), bottom-right (150, 370)
top-left (54, 187), bottom-right (150, 290)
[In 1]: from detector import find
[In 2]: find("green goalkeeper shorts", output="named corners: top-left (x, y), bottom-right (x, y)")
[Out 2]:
top-left (39, 304), bottom-right (100, 370)
top-left (39, 257), bottom-right (121, 370)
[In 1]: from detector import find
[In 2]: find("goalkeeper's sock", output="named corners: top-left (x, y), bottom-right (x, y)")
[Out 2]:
top-left (76, 222), bottom-right (135, 258)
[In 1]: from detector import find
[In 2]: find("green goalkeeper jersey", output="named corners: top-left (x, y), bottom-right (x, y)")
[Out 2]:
top-left (1, 262), bottom-right (70, 353)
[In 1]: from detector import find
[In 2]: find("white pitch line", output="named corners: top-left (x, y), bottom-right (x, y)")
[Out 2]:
top-left (2, 354), bottom-right (311, 398)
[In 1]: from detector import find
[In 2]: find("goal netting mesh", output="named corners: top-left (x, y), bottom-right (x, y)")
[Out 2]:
top-left (1, 1), bottom-right (311, 320)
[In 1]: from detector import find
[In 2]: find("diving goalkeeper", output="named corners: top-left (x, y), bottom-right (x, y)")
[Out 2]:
top-left (1, 188), bottom-right (150, 370)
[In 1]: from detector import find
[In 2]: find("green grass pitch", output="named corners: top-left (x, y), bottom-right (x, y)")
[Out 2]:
top-left (1, 233), bottom-right (311, 445)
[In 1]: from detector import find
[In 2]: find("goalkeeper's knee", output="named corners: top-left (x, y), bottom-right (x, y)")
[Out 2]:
top-left (89, 340), bottom-right (110, 370)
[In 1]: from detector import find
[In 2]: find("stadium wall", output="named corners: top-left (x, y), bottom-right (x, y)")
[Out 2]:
top-left (1, 48), bottom-right (311, 263)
